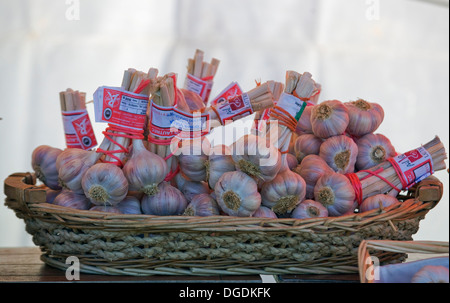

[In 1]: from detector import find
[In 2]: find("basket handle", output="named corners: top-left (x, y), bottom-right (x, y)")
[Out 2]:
top-left (414, 175), bottom-right (443, 203)
top-left (4, 172), bottom-right (47, 204)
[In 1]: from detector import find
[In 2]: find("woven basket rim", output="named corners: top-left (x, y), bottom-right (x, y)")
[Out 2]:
top-left (4, 171), bottom-right (443, 233)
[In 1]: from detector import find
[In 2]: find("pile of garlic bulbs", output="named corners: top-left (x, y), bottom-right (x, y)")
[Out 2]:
top-left (291, 98), bottom-right (400, 218)
top-left (32, 95), bottom-right (403, 220)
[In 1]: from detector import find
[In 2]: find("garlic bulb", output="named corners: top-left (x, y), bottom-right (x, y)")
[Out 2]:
top-left (294, 134), bottom-right (323, 163)
top-left (291, 200), bottom-right (328, 219)
top-left (314, 172), bottom-right (356, 217)
top-left (178, 138), bottom-right (211, 182)
top-left (356, 133), bottom-right (396, 171)
top-left (46, 188), bottom-right (61, 204)
top-left (294, 155), bottom-right (334, 199)
top-left (55, 148), bottom-right (86, 172)
top-left (359, 194), bottom-right (400, 213)
top-left (116, 196), bottom-right (142, 215)
top-left (261, 170), bottom-right (307, 215)
top-left (286, 153), bottom-right (299, 171)
top-left (345, 99), bottom-right (384, 137)
top-left (81, 163), bottom-right (129, 206)
top-left (122, 138), bottom-right (168, 196)
top-left (319, 135), bottom-right (358, 174)
top-left (57, 148), bottom-right (103, 194)
top-left (53, 189), bottom-right (91, 210)
top-left (31, 145), bottom-right (63, 190)
top-left (181, 180), bottom-right (211, 202)
top-left (174, 87), bottom-right (192, 113)
top-left (141, 182), bottom-right (188, 216)
top-left (310, 100), bottom-right (349, 139)
top-left (183, 193), bottom-right (220, 217)
top-left (231, 134), bottom-right (282, 183)
top-left (180, 88), bottom-right (205, 111)
top-left (295, 105), bottom-right (313, 135)
top-left (214, 171), bottom-right (261, 217)
top-left (289, 133), bottom-right (298, 154)
top-left (172, 172), bottom-right (188, 190)
top-left (206, 144), bottom-right (236, 189)
top-left (90, 205), bottom-right (122, 213)
top-left (411, 265), bottom-right (449, 283)
top-left (252, 206), bottom-right (278, 218)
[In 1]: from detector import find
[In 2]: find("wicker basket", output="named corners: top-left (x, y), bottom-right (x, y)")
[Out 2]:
top-left (4, 172), bottom-right (444, 276)
top-left (358, 240), bottom-right (449, 283)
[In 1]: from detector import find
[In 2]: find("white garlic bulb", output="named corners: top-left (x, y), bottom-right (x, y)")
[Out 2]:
top-left (289, 133), bottom-right (298, 153)
top-left (295, 105), bottom-right (313, 135)
top-left (180, 88), bottom-right (205, 111)
top-left (116, 196), bottom-right (142, 215)
top-left (291, 199), bottom-right (328, 219)
top-left (46, 188), bottom-right (61, 204)
top-left (294, 134), bottom-right (323, 163)
top-left (57, 148), bottom-right (103, 194)
top-left (411, 265), bottom-right (449, 283)
top-left (55, 148), bottom-right (86, 172)
top-left (359, 194), bottom-right (400, 213)
top-left (356, 133), bottom-right (396, 171)
top-left (206, 144), bottom-right (236, 189)
top-left (53, 189), bottom-right (91, 210)
top-left (314, 172), bottom-right (356, 217)
top-left (173, 87), bottom-right (191, 113)
top-left (310, 100), bottom-right (349, 139)
top-left (252, 206), bottom-right (278, 218)
top-left (345, 99), bottom-right (384, 137)
top-left (177, 137), bottom-right (211, 182)
top-left (214, 171), bottom-right (261, 217)
top-left (231, 134), bottom-right (282, 183)
top-left (172, 172), bottom-right (188, 191)
top-left (31, 145), bottom-right (63, 190)
top-left (260, 170), bottom-right (307, 215)
top-left (183, 193), bottom-right (220, 217)
top-left (81, 163), bottom-right (129, 206)
top-left (286, 153), bottom-right (299, 171)
top-left (293, 155), bottom-right (334, 200)
top-left (319, 135), bottom-right (358, 174)
top-left (122, 138), bottom-right (168, 196)
top-left (180, 180), bottom-right (211, 202)
top-left (141, 182), bottom-right (188, 216)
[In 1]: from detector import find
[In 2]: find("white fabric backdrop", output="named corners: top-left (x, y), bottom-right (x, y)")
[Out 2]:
top-left (0, 0), bottom-right (448, 247)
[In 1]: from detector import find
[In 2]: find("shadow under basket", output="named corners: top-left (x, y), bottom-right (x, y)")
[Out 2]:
top-left (4, 172), bottom-right (444, 276)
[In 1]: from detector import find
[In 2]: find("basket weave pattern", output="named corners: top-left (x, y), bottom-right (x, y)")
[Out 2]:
top-left (4, 172), bottom-right (442, 276)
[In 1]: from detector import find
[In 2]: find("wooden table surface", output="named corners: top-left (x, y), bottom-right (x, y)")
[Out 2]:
top-left (0, 247), bottom-right (362, 283)
top-left (0, 247), bottom-right (267, 283)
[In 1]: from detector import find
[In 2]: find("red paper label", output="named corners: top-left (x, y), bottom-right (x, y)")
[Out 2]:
top-left (254, 101), bottom-right (276, 133)
top-left (62, 110), bottom-right (97, 150)
top-left (149, 102), bottom-right (210, 139)
top-left (388, 147), bottom-right (434, 189)
top-left (209, 82), bottom-right (243, 107)
top-left (184, 74), bottom-right (213, 104)
top-left (214, 93), bottom-right (253, 124)
top-left (253, 93), bottom-right (307, 133)
top-left (93, 86), bottom-right (148, 132)
top-left (72, 112), bottom-right (97, 150)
